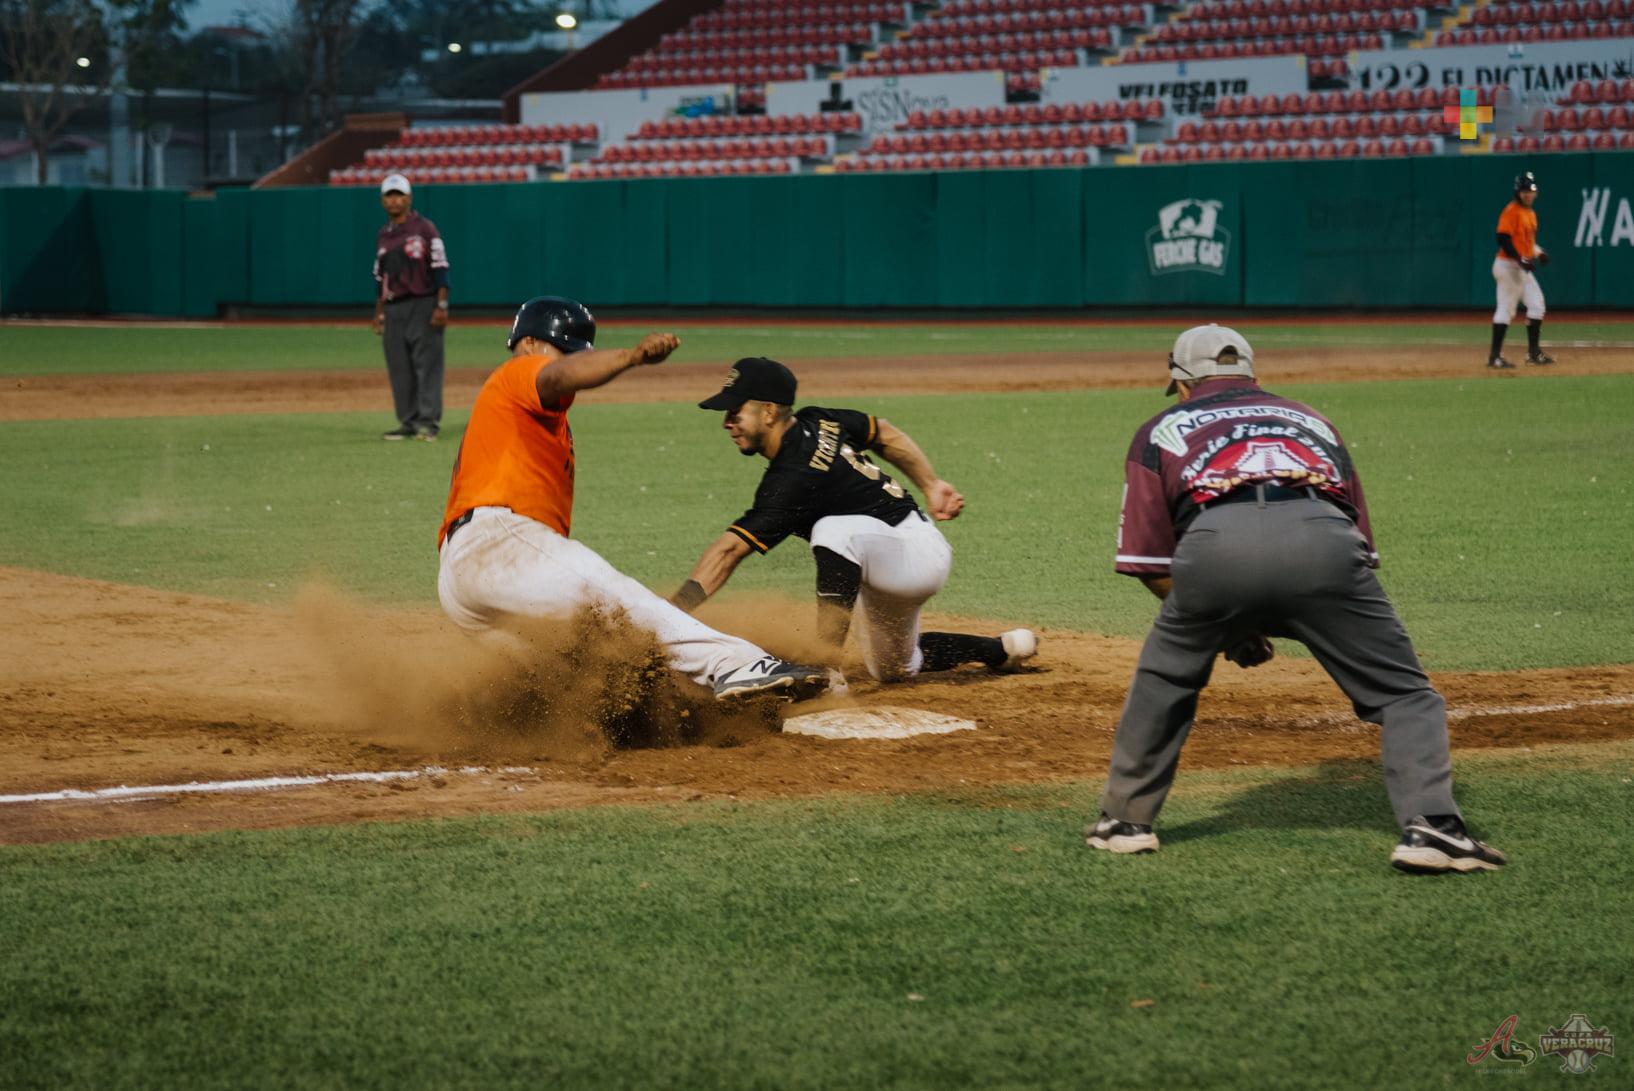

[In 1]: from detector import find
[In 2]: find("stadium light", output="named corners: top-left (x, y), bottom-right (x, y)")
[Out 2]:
top-left (75, 56), bottom-right (91, 68)
top-left (555, 12), bottom-right (577, 28)
top-left (446, 41), bottom-right (462, 53)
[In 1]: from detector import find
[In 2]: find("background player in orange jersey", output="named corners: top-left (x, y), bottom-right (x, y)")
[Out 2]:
top-left (1487, 171), bottom-right (1554, 370)
top-left (436, 296), bottom-right (829, 703)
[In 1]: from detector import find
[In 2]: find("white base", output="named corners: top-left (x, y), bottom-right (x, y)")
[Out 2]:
top-left (781, 705), bottom-right (977, 740)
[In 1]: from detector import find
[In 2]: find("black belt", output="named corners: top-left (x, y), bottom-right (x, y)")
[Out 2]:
top-left (443, 509), bottom-right (475, 544)
top-left (1202, 482), bottom-right (1320, 508)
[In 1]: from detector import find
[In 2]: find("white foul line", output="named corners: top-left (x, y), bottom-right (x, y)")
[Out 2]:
top-left (0, 765), bottom-right (536, 806)
top-left (3, 694), bottom-right (1632, 807)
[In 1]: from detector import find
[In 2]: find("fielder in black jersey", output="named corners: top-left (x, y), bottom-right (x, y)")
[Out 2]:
top-left (670, 357), bottom-right (1038, 683)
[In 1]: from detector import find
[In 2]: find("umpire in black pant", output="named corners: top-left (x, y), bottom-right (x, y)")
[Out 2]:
top-left (372, 173), bottom-right (450, 442)
top-left (1085, 324), bottom-right (1505, 874)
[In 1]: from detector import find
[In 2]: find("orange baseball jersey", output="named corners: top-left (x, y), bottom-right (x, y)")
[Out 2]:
top-left (439, 355), bottom-right (576, 545)
top-left (1495, 200), bottom-right (1538, 260)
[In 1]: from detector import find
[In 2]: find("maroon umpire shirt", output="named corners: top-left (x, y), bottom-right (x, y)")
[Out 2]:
top-left (1115, 377), bottom-right (1378, 578)
top-left (373, 211), bottom-right (449, 302)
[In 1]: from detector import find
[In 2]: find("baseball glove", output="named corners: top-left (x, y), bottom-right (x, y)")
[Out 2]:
top-left (1533, 251), bottom-right (1550, 268)
top-left (1223, 634), bottom-right (1275, 669)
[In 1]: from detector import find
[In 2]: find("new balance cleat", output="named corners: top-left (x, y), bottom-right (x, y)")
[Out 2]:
top-left (1486, 357), bottom-right (1516, 370)
top-left (1084, 813), bottom-right (1160, 855)
top-left (1390, 815), bottom-right (1506, 874)
top-left (1525, 352), bottom-right (1555, 366)
top-left (713, 657), bottom-right (829, 702)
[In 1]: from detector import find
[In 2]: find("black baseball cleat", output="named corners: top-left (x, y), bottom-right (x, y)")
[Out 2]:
top-left (1390, 815), bottom-right (1507, 874)
top-left (1486, 356), bottom-right (1516, 370)
top-left (713, 657), bottom-right (829, 703)
top-left (1525, 351), bottom-right (1556, 366)
top-left (1084, 813), bottom-right (1160, 855)
top-left (382, 424), bottom-right (416, 441)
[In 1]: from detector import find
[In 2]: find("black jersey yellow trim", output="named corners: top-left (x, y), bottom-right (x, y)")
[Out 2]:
top-left (866, 414), bottom-right (878, 447)
top-left (728, 524), bottom-right (770, 553)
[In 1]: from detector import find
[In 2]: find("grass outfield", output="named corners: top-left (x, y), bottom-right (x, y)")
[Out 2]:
top-left (2, 377), bottom-right (1629, 671)
top-left (2, 742), bottom-right (1630, 1089)
top-left (4, 318), bottom-right (1634, 375)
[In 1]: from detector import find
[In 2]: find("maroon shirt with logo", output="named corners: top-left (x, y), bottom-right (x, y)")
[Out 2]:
top-left (1115, 378), bottom-right (1377, 577)
top-left (373, 211), bottom-right (449, 301)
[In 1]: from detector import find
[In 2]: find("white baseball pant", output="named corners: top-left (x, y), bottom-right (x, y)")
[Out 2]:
top-left (810, 512), bottom-right (953, 681)
top-left (437, 506), bottom-right (768, 688)
top-left (1492, 257), bottom-right (1545, 324)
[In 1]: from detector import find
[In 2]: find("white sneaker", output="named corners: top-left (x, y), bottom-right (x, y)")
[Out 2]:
top-left (713, 657), bottom-right (829, 702)
top-left (995, 628), bottom-right (1038, 672)
top-left (1084, 814), bottom-right (1160, 854)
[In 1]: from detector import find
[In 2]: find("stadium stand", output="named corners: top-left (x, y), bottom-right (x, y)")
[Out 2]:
top-left (318, 0), bottom-right (1634, 184)
top-left (1436, 0), bottom-right (1634, 45)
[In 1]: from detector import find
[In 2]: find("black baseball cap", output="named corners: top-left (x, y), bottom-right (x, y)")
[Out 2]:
top-left (698, 357), bottom-right (797, 410)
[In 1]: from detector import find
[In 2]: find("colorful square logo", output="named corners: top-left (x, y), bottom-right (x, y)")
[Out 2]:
top-left (1443, 88), bottom-right (1494, 140)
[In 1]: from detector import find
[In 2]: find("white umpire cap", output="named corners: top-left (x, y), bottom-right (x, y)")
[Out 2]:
top-left (1167, 324), bottom-right (1255, 396)
top-left (380, 173), bottom-right (412, 195)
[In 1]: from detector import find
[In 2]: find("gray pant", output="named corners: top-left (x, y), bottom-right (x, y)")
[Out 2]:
top-left (1100, 495), bottom-right (1459, 830)
top-left (383, 294), bottom-right (444, 432)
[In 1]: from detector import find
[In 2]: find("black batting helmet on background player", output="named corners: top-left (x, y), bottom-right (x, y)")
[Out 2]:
top-left (1514, 171), bottom-right (1538, 194)
top-left (507, 295), bottom-right (596, 352)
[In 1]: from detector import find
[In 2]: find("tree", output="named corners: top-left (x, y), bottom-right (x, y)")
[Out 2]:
top-left (0, 0), bottom-right (110, 183)
top-left (262, 0), bottom-right (369, 144)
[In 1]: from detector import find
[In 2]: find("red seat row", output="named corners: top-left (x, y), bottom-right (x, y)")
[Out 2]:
top-left (600, 137), bottom-right (831, 163)
top-left (1471, 0), bottom-right (1634, 23)
top-left (1437, 21), bottom-right (1634, 43)
top-left (397, 124), bottom-right (593, 147)
top-left (663, 24), bottom-right (872, 49)
top-left (913, 7), bottom-right (1145, 34)
top-left (1541, 105), bottom-right (1634, 131)
top-left (865, 124), bottom-right (1133, 153)
top-left (1307, 58), bottom-right (1348, 79)
top-left (364, 146), bottom-right (562, 169)
top-left (1124, 34), bottom-right (1380, 62)
top-left (944, 0), bottom-right (1151, 13)
top-left (1212, 86), bottom-right (1489, 116)
top-left (1176, 115), bottom-right (1450, 142)
top-left (1561, 77), bottom-right (1634, 104)
top-left (836, 150), bottom-right (1093, 171)
top-left (572, 159), bottom-right (797, 180)
top-left (596, 64), bottom-right (808, 88)
top-left (1493, 131), bottom-right (1634, 151)
top-left (626, 45), bottom-right (836, 69)
top-left (905, 100), bottom-right (1162, 127)
top-left (877, 30), bottom-right (1112, 57)
top-left (635, 113), bottom-right (861, 140)
top-left (851, 48), bottom-right (1082, 75)
top-left (691, 2), bottom-right (905, 30)
top-left (1188, 0), bottom-right (1423, 16)
top-left (1152, 10), bottom-right (1414, 40)
top-left (1142, 139), bottom-right (1441, 162)
top-left (330, 167), bottom-right (535, 186)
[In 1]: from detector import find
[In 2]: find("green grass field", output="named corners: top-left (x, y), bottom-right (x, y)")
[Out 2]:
top-left (4, 317), bottom-right (1633, 376)
top-left (3, 319), bottom-right (1632, 1089)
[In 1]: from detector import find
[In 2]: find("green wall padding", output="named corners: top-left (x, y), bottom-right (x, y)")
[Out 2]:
top-left (4, 153), bottom-right (1630, 317)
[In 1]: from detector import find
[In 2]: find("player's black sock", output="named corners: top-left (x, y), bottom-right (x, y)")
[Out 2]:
top-left (813, 547), bottom-right (861, 648)
top-left (919, 632), bottom-right (1005, 672)
top-left (1527, 319), bottom-right (1542, 355)
top-left (1489, 323), bottom-right (1508, 361)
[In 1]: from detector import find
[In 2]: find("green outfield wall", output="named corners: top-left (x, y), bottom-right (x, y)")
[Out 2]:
top-left (1, 153), bottom-right (1629, 316)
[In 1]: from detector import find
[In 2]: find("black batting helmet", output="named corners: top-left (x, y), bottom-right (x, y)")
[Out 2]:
top-left (506, 295), bottom-right (596, 353)
top-left (1514, 171), bottom-right (1538, 193)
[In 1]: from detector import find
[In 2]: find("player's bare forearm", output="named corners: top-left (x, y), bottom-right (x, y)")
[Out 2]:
top-left (875, 418), bottom-right (966, 519)
top-left (535, 333), bottom-right (679, 402)
top-left (1141, 575), bottom-right (1172, 600)
top-left (873, 419), bottom-right (937, 490)
top-left (685, 532), bottom-right (752, 599)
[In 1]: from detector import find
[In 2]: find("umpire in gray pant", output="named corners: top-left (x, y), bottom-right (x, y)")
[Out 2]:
top-left (372, 173), bottom-right (449, 442)
top-left (1086, 324), bottom-right (1505, 874)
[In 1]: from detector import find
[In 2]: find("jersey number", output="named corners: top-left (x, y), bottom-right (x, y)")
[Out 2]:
top-left (842, 446), bottom-right (906, 498)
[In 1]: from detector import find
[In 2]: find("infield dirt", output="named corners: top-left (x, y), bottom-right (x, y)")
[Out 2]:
top-left (4, 567), bottom-right (1632, 845)
top-left (6, 343), bottom-right (1632, 421)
